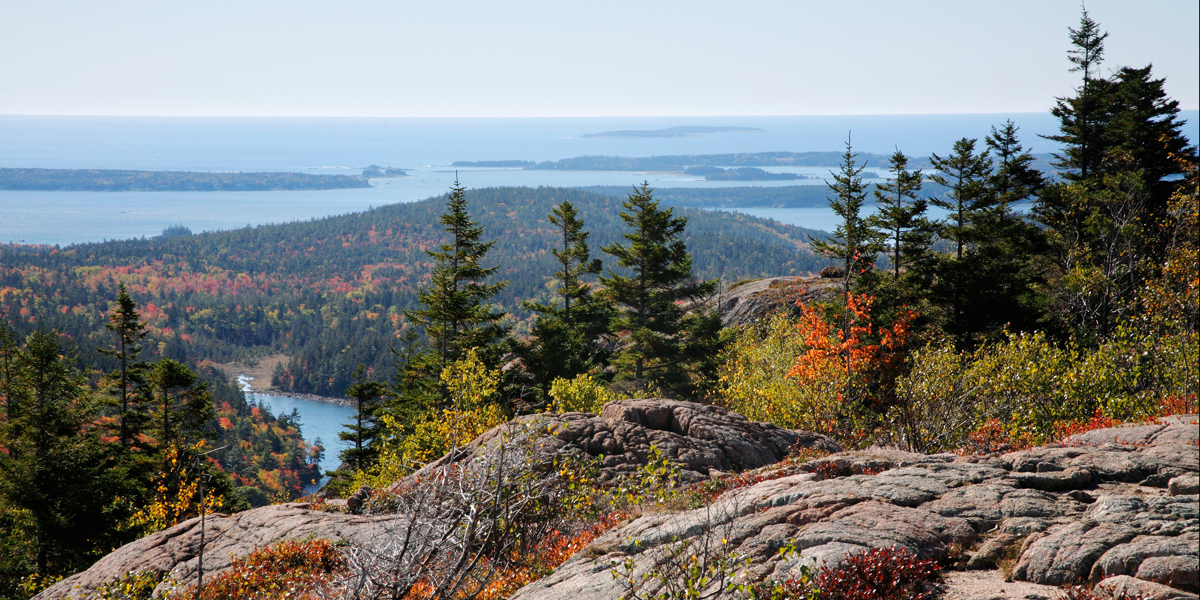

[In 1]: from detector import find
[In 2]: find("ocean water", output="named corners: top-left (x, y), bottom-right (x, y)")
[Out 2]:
top-left (3, 112), bottom-right (1196, 245)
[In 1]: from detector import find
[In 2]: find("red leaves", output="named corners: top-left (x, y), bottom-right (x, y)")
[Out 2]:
top-left (814, 545), bottom-right (941, 600)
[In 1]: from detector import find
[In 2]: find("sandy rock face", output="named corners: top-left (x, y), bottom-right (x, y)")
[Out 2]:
top-left (511, 417), bottom-right (1200, 600)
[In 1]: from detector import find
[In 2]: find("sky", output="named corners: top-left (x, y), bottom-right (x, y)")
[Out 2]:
top-left (2, 0), bottom-right (1196, 117)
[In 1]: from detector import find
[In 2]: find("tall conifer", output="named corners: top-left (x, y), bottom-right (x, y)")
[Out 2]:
top-left (929, 138), bottom-right (993, 260)
top-left (99, 284), bottom-right (148, 450)
top-left (405, 181), bottom-right (509, 375)
top-left (868, 150), bottom-right (928, 280)
top-left (601, 183), bottom-right (717, 395)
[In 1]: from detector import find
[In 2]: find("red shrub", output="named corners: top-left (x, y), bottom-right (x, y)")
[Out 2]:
top-left (171, 538), bottom-right (346, 600)
top-left (814, 545), bottom-right (941, 600)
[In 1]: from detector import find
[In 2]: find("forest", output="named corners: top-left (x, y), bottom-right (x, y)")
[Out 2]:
top-left (1, 10), bottom-right (1197, 599)
top-left (0, 168), bottom-right (370, 191)
top-left (0, 188), bottom-right (832, 396)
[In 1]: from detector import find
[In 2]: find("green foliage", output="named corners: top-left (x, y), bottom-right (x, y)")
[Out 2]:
top-left (519, 200), bottom-right (614, 401)
top-left (810, 139), bottom-right (884, 294)
top-left (406, 180), bottom-right (510, 377)
top-left (717, 312), bottom-right (845, 436)
top-left (928, 138), bottom-right (994, 260)
top-left (602, 183), bottom-right (722, 397)
top-left (339, 364), bottom-right (387, 472)
top-left (0, 330), bottom-right (134, 588)
top-left (548, 373), bottom-right (621, 414)
top-left (868, 149), bottom-right (930, 281)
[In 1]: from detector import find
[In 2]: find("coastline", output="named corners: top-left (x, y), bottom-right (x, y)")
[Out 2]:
top-left (249, 388), bottom-right (354, 407)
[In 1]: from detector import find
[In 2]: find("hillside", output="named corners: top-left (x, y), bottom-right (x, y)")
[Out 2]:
top-left (0, 186), bottom-right (834, 396)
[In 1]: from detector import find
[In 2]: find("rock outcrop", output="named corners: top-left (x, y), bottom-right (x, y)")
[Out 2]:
top-left (511, 416), bottom-right (1199, 600)
top-left (403, 398), bottom-right (842, 487)
top-left (36, 399), bottom-right (836, 600)
top-left (701, 276), bottom-right (838, 328)
top-left (36, 410), bottom-right (1199, 600)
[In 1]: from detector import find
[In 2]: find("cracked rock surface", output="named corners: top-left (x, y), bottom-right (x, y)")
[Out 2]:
top-left (35, 410), bottom-right (1198, 600)
top-left (511, 416), bottom-right (1199, 600)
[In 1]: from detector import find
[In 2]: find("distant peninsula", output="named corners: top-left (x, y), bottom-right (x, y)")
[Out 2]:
top-left (580, 126), bottom-right (764, 138)
top-left (0, 168), bottom-right (371, 192)
top-left (685, 166), bottom-right (808, 181)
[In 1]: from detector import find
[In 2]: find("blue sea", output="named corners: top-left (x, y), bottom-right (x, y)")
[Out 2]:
top-left (8, 112), bottom-right (1196, 245)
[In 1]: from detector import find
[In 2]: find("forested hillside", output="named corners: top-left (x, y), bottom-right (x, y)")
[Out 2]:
top-left (0, 187), bottom-right (833, 396)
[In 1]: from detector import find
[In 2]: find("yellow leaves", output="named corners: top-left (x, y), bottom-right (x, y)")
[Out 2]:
top-left (548, 374), bottom-right (621, 414)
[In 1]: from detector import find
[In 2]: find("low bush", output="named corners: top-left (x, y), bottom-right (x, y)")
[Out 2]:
top-left (168, 538), bottom-right (345, 600)
top-left (814, 545), bottom-right (941, 600)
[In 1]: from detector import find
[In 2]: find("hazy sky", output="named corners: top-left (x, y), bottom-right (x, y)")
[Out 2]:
top-left (2, 0), bottom-right (1196, 117)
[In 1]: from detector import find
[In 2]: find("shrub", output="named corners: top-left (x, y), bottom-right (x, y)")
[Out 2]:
top-left (814, 545), bottom-right (940, 600)
top-left (548, 373), bottom-right (621, 414)
top-left (167, 538), bottom-right (345, 600)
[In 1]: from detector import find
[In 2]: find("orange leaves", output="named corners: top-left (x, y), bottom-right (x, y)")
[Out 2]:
top-left (786, 293), bottom-right (916, 386)
top-left (172, 538), bottom-right (346, 600)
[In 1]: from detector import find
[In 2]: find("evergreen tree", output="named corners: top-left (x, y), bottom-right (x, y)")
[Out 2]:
top-left (98, 283), bottom-right (148, 450)
top-left (867, 149), bottom-right (929, 281)
top-left (339, 364), bottom-right (387, 471)
top-left (601, 182), bottom-right (719, 396)
top-left (520, 201), bottom-right (612, 397)
top-left (929, 138), bottom-right (994, 259)
top-left (810, 138), bottom-right (884, 301)
top-left (986, 120), bottom-right (1045, 206)
top-left (1046, 7), bottom-right (1110, 181)
top-left (0, 331), bottom-right (129, 582)
top-left (146, 358), bottom-right (215, 460)
top-left (404, 181), bottom-right (509, 384)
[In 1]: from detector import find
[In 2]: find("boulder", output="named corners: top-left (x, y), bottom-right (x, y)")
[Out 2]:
top-left (400, 398), bottom-right (842, 486)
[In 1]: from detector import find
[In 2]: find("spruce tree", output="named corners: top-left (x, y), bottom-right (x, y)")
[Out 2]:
top-left (146, 358), bottom-right (215, 460)
top-left (520, 201), bottom-right (611, 397)
top-left (405, 181), bottom-right (509, 380)
top-left (339, 364), bottom-right (387, 471)
top-left (810, 138), bottom-right (884, 298)
top-left (1046, 8), bottom-right (1111, 181)
top-left (929, 138), bottom-right (994, 260)
top-left (986, 120), bottom-right (1045, 206)
top-left (0, 330), bottom-right (129, 580)
top-left (601, 183), bottom-right (718, 395)
top-left (99, 283), bottom-right (148, 450)
top-left (867, 149), bottom-right (929, 281)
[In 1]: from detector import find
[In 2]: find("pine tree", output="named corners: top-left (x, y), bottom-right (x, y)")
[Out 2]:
top-left (810, 138), bottom-right (884, 298)
top-left (929, 138), bottom-right (994, 260)
top-left (404, 181), bottom-right (509, 383)
top-left (600, 182), bottom-right (718, 395)
top-left (520, 201), bottom-right (611, 397)
top-left (339, 364), bottom-right (387, 471)
top-left (867, 149), bottom-right (929, 280)
top-left (99, 283), bottom-right (148, 450)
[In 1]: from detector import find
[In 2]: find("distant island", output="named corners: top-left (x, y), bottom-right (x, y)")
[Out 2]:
top-left (0, 168), bottom-right (371, 192)
top-left (362, 165), bottom-right (408, 178)
top-left (685, 166), bottom-right (808, 181)
top-left (459, 151), bottom-right (1056, 174)
top-left (529, 152), bottom-right (925, 171)
top-left (450, 160), bottom-right (538, 168)
top-left (580, 126), bottom-right (765, 139)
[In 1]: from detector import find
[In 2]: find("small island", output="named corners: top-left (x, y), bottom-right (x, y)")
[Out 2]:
top-left (362, 165), bottom-right (408, 178)
top-left (580, 125), bottom-right (764, 138)
top-left (685, 166), bottom-right (807, 181)
top-left (0, 168), bottom-right (371, 192)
